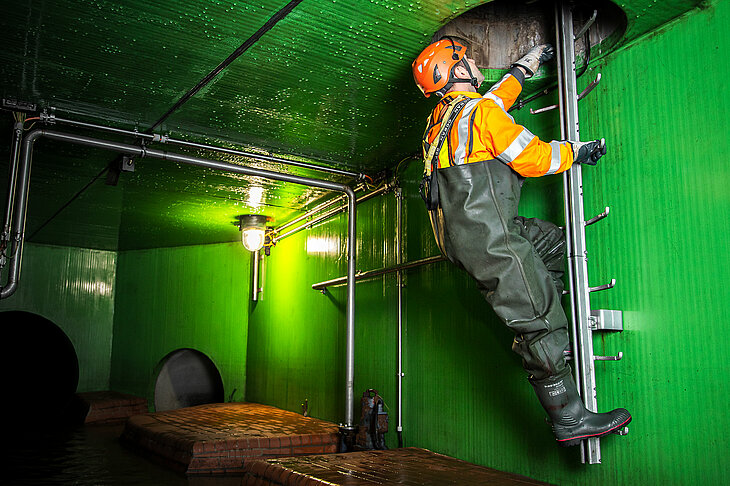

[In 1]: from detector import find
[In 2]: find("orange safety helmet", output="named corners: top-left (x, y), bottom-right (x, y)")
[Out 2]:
top-left (412, 38), bottom-right (476, 98)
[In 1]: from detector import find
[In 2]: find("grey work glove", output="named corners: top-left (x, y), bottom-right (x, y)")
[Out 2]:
top-left (571, 139), bottom-right (607, 165)
top-left (512, 44), bottom-right (555, 78)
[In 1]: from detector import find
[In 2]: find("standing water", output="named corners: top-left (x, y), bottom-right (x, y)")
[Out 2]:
top-left (3, 423), bottom-right (242, 486)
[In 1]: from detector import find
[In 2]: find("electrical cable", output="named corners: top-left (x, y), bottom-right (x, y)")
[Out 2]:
top-left (24, 0), bottom-right (306, 240)
top-left (146, 0), bottom-right (305, 133)
top-left (23, 117), bottom-right (40, 131)
top-left (26, 164), bottom-right (110, 242)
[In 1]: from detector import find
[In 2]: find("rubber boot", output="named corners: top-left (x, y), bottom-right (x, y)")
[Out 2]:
top-left (530, 368), bottom-right (631, 447)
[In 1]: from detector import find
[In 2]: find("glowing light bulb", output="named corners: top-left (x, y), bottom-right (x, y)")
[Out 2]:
top-left (237, 214), bottom-right (269, 252)
top-left (241, 227), bottom-right (265, 252)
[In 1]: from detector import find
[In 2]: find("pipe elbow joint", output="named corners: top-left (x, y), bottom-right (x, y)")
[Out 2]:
top-left (0, 280), bottom-right (18, 300)
top-left (344, 185), bottom-right (356, 201)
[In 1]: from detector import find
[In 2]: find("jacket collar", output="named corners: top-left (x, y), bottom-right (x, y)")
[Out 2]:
top-left (440, 91), bottom-right (482, 106)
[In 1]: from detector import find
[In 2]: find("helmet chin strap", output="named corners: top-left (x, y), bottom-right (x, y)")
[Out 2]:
top-left (436, 58), bottom-right (479, 97)
top-left (446, 59), bottom-right (479, 89)
top-left (461, 58), bottom-right (480, 88)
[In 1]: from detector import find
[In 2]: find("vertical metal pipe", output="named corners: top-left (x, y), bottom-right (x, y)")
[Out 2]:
top-left (343, 186), bottom-right (357, 430)
top-left (0, 129), bottom-right (42, 299)
top-left (395, 188), bottom-right (404, 446)
top-left (2, 129), bottom-right (359, 437)
top-left (252, 250), bottom-right (260, 301)
top-left (4, 128), bottom-right (361, 447)
top-left (1, 121), bottom-right (24, 242)
top-left (556, 1), bottom-right (600, 463)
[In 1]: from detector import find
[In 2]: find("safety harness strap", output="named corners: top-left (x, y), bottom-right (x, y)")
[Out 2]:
top-left (420, 96), bottom-right (471, 211)
top-left (422, 96), bottom-right (470, 176)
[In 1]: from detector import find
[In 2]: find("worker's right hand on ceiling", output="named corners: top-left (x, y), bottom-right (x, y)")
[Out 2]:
top-left (571, 139), bottom-right (607, 166)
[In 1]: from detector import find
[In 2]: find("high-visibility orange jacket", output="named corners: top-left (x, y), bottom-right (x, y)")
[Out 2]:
top-left (422, 72), bottom-right (574, 177)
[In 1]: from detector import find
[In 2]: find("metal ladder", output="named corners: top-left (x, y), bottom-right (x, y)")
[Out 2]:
top-left (554, 1), bottom-right (626, 464)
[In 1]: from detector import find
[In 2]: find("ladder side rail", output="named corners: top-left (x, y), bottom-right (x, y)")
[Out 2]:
top-left (556, 1), bottom-right (601, 464)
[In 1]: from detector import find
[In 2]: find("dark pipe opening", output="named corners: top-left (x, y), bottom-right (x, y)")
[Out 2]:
top-left (0, 311), bottom-right (80, 429)
top-left (153, 348), bottom-right (224, 412)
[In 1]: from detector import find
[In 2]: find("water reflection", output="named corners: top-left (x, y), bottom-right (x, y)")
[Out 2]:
top-left (3, 424), bottom-right (242, 485)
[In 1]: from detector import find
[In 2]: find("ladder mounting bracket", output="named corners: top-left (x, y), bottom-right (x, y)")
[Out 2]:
top-left (590, 309), bottom-right (623, 331)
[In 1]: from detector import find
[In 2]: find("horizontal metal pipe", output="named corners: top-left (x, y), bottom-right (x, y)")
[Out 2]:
top-left (4, 128), bottom-right (361, 433)
top-left (167, 137), bottom-right (361, 179)
top-left (50, 116), bottom-right (155, 140)
top-left (275, 194), bottom-right (347, 233)
top-left (40, 130), bottom-right (348, 193)
top-left (48, 115), bottom-right (362, 179)
top-left (274, 182), bottom-right (366, 234)
top-left (276, 183), bottom-right (391, 242)
top-left (311, 255), bottom-right (446, 291)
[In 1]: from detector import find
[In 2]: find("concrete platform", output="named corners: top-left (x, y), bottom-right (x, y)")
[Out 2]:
top-left (242, 448), bottom-right (554, 485)
top-left (120, 402), bottom-right (340, 475)
top-left (77, 391), bottom-right (148, 424)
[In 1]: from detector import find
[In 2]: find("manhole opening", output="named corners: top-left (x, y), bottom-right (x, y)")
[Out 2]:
top-left (434, 0), bottom-right (627, 74)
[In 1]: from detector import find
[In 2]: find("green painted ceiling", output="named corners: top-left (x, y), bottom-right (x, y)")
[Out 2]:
top-left (0, 0), bottom-right (702, 250)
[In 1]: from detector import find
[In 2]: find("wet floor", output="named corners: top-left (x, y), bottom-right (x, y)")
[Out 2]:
top-left (3, 423), bottom-right (242, 486)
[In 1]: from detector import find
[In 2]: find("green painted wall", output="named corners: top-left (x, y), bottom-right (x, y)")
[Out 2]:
top-left (247, 2), bottom-right (729, 484)
top-left (111, 242), bottom-right (250, 405)
top-left (247, 195), bottom-right (401, 425)
top-left (0, 243), bottom-right (116, 392)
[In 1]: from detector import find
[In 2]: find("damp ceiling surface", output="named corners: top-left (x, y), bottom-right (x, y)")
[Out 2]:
top-left (0, 0), bottom-right (702, 250)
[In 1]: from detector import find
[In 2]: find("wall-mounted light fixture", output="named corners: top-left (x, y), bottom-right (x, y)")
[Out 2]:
top-left (236, 214), bottom-right (270, 252)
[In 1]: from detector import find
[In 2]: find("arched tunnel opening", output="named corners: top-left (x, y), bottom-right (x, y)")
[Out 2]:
top-left (153, 348), bottom-right (225, 412)
top-left (434, 0), bottom-right (627, 81)
top-left (0, 311), bottom-right (80, 430)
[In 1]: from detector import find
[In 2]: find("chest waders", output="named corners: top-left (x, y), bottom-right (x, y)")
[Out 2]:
top-left (425, 150), bottom-right (631, 447)
top-left (430, 160), bottom-right (569, 382)
top-left (418, 78), bottom-right (630, 446)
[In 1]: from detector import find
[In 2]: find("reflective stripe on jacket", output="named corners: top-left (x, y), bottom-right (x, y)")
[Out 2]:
top-left (422, 73), bottom-right (574, 177)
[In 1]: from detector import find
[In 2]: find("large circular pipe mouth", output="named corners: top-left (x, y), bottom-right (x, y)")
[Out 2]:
top-left (0, 311), bottom-right (80, 429)
top-left (434, 0), bottom-right (627, 76)
top-left (153, 348), bottom-right (225, 412)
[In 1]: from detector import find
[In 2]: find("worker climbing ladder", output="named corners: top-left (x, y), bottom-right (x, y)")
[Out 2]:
top-left (554, 2), bottom-right (626, 464)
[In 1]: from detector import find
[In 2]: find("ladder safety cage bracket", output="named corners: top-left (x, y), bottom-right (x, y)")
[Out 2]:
top-left (530, 72), bottom-right (602, 115)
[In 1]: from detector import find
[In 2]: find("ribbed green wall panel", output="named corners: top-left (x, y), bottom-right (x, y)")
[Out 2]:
top-left (246, 225), bottom-right (346, 422)
top-left (246, 2), bottom-right (728, 484)
top-left (247, 193), bottom-right (402, 443)
top-left (111, 242), bottom-right (250, 404)
top-left (0, 243), bottom-right (116, 392)
top-left (574, 0), bottom-right (730, 482)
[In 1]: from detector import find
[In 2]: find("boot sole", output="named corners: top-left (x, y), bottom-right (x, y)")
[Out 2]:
top-left (556, 416), bottom-right (632, 447)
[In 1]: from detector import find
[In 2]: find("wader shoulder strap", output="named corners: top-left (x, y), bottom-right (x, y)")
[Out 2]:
top-left (420, 96), bottom-right (471, 211)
